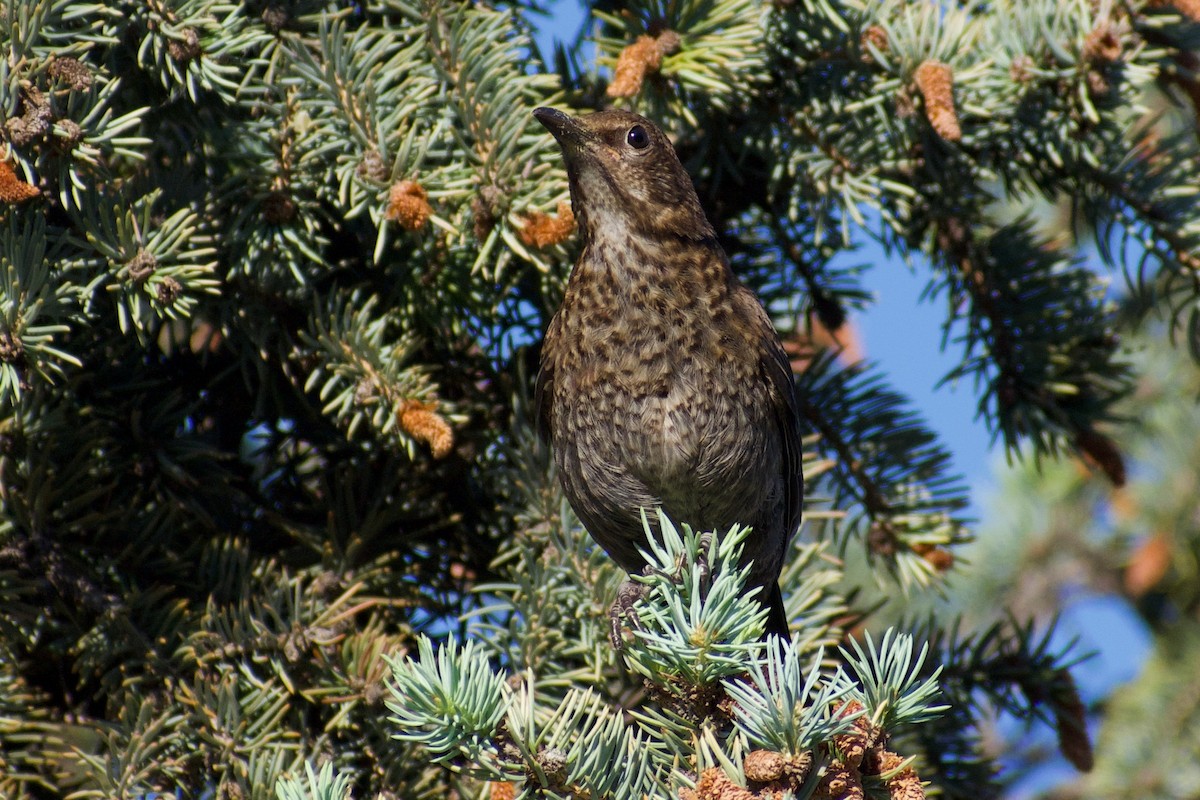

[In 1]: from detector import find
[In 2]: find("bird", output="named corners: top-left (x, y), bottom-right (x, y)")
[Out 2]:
top-left (532, 107), bottom-right (803, 644)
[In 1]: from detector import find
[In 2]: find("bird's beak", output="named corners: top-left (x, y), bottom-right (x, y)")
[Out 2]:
top-left (533, 107), bottom-right (588, 150)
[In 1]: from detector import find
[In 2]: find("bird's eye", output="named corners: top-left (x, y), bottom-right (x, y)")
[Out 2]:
top-left (626, 125), bottom-right (650, 150)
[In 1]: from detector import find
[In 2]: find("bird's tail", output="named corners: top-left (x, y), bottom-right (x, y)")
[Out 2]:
top-left (764, 582), bottom-right (791, 641)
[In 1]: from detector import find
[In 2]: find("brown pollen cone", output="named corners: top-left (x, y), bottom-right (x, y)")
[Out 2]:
top-left (387, 180), bottom-right (432, 230)
top-left (608, 29), bottom-right (683, 98)
top-left (518, 200), bottom-right (575, 248)
top-left (1146, 0), bottom-right (1200, 22)
top-left (398, 399), bottom-right (453, 458)
top-left (0, 158), bottom-right (39, 203)
top-left (914, 60), bottom-right (961, 141)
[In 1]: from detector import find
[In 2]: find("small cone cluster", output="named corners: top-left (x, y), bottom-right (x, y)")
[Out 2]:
top-left (680, 701), bottom-right (926, 800)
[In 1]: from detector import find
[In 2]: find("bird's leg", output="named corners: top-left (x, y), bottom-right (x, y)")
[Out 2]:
top-left (694, 531), bottom-right (714, 595)
top-left (644, 529), bottom-right (716, 592)
top-left (646, 530), bottom-right (714, 586)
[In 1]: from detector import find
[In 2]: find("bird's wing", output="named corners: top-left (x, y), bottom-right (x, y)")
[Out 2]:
top-left (767, 333), bottom-right (804, 545)
top-left (739, 287), bottom-right (804, 545)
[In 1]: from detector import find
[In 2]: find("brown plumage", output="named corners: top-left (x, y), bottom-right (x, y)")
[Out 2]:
top-left (533, 107), bottom-right (803, 641)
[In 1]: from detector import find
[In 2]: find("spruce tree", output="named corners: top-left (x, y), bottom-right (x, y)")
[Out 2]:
top-left (1, 0), bottom-right (1198, 798)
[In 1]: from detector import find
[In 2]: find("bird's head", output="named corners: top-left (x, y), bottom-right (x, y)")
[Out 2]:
top-left (533, 107), bottom-right (714, 244)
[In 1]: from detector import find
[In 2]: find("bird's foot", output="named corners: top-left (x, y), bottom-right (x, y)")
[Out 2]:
top-left (609, 534), bottom-right (717, 649)
top-left (608, 577), bottom-right (649, 649)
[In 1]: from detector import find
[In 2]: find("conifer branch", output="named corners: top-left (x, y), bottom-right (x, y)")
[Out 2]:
top-left (799, 354), bottom-right (971, 584)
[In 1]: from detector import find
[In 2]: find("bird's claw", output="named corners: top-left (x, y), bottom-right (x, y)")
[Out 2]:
top-left (608, 577), bottom-right (649, 649)
top-left (610, 534), bottom-right (717, 649)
